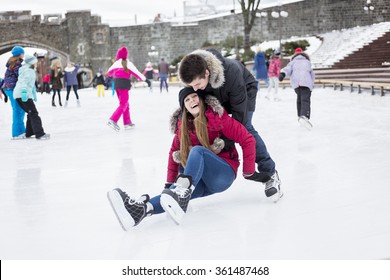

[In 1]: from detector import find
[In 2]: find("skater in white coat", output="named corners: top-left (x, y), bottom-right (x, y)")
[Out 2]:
top-left (279, 48), bottom-right (315, 129)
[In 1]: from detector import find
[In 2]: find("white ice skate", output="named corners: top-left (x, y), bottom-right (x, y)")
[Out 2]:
top-left (298, 116), bottom-right (313, 130)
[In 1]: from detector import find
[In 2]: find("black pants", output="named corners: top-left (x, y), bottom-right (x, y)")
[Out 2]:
top-left (16, 98), bottom-right (45, 138)
top-left (66, 85), bottom-right (79, 100)
top-left (145, 79), bottom-right (152, 88)
top-left (52, 89), bottom-right (62, 105)
top-left (41, 82), bottom-right (50, 94)
top-left (294, 86), bottom-right (311, 119)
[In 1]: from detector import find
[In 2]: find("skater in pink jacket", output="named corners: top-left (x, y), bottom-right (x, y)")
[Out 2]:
top-left (106, 46), bottom-right (145, 131)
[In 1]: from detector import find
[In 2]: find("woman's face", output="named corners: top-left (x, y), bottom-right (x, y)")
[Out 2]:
top-left (184, 93), bottom-right (200, 117)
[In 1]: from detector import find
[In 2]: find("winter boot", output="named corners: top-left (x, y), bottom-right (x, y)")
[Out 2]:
top-left (160, 174), bottom-right (194, 225)
top-left (107, 119), bottom-right (120, 132)
top-left (52, 102), bottom-right (56, 107)
top-left (265, 170), bottom-right (283, 202)
top-left (298, 116), bottom-right (313, 130)
top-left (107, 188), bottom-right (153, 230)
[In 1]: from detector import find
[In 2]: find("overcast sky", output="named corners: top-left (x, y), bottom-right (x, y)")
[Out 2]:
top-left (0, 0), bottom-right (284, 26)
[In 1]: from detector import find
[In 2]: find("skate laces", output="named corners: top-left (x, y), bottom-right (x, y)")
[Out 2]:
top-left (172, 185), bottom-right (190, 197)
top-left (127, 195), bottom-right (148, 206)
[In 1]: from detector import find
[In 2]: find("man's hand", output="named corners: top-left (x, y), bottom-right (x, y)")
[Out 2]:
top-left (243, 172), bottom-right (271, 183)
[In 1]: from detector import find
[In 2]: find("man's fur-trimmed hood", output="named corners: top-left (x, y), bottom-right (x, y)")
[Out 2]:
top-left (169, 95), bottom-right (224, 134)
top-left (179, 49), bottom-right (225, 89)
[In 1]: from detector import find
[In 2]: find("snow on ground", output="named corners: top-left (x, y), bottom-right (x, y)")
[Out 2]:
top-left (0, 84), bottom-right (390, 260)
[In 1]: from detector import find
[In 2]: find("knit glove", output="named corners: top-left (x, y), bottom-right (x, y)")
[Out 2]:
top-left (20, 88), bottom-right (28, 102)
top-left (172, 150), bottom-right (181, 164)
top-left (243, 172), bottom-right (271, 183)
top-left (278, 72), bottom-right (286, 82)
top-left (210, 137), bottom-right (225, 154)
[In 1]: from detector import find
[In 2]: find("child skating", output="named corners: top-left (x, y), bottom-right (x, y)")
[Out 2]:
top-left (106, 46), bottom-right (145, 131)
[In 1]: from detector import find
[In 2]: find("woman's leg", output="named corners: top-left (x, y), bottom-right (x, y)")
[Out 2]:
top-left (4, 89), bottom-right (26, 137)
top-left (110, 89), bottom-right (129, 123)
top-left (150, 146), bottom-right (236, 214)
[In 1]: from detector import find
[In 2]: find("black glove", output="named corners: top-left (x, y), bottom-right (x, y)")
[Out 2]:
top-left (220, 136), bottom-right (235, 151)
top-left (278, 72), bottom-right (286, 82)
top-left (164, 183), bottom-right (173, 189)
top-left (244, 172), bottom-right (271, 183)
top-left (1, 89), bottom-right (7, 103)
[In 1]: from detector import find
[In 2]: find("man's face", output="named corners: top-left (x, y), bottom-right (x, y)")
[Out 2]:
top-left (188, 70), bottom-right (209, 91)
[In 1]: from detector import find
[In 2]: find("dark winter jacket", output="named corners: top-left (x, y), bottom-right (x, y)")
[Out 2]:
top-left (50, 69), bottom-right (64, 90)
top-left (180, 49), bottom-right (258, 125)
top-left (91, 73), bottom-right (106, 86)
top-left (3, 59), bottom-right (23, 89)
top-left (167, 95), bottom-right (256, 183)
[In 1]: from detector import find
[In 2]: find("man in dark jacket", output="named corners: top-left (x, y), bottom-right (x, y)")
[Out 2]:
top-left (178, 49), bottom-right (282, 202)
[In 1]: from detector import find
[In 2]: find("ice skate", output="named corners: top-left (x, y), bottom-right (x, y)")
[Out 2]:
top-left (11, 133), bottom-right (26, 140)
top-left (36, 133), bottom-right (50, 140)
top-left (265, 170), bottom-right (283, 202)
top-left (64, 101), bottom-right (68, 108)
top-left (298, 116), bottom-right (313, 130)
top-left (160, 174), bottom-right (194, 225)
top-left (124, 123), bottom-right (135, 130)
top-left (107, 119), bottom-right (120, 132)
top-left (107, 188), bottom-right (152, 230)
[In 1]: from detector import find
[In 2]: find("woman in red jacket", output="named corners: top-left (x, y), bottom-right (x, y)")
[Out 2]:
top-left (107, 88), bottom-right (271, 230)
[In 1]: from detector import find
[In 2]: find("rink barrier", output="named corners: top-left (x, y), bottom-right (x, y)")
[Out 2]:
top-left (315, 79), bottom-right (390, 96)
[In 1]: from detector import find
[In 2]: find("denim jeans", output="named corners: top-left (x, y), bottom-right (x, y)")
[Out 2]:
top-left (245, 111), bottom-right (275, 176)
top-left (4, 89), bottom-right (26, 137)
top-left (150, 146), bottom-right (236, 214)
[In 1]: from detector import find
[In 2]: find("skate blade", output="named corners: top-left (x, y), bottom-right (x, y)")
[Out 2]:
top-left (272, 191), bottom-right (284, 203)
top-left (160, 193), bottom-right (185, 225)
top-left (107, 122), bottom-right (120, 132)
top-left (107, 191), bottom-right (134, 231)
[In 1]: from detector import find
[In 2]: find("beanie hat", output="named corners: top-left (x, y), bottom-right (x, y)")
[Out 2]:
top-left (116, 47), bottom-right (128, 60)
top-left (274, 50), bottom-right (281, 55)
top-left (11, 46), bottom-right (25, 57)
top-left (295, 48), bottom-right (303, 53)
top-left (24, 54), bottom-right (38, 66)
top-left (178, 87), bottom-right (196, 109)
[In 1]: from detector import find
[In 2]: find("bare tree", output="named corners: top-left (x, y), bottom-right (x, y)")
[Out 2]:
top-left (238, 0), bottom-right (262, 50)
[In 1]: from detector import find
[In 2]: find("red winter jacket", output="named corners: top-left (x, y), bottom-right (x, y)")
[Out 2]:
top-left (166, 95), bottom-right (256, 183)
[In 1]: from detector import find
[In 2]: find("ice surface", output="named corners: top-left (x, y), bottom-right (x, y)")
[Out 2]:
top-left (1, 84), bottom-right (389, 260)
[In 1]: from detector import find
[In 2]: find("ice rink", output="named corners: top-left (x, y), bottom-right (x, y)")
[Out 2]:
top-left (1, 84), bottom-right (389, 260)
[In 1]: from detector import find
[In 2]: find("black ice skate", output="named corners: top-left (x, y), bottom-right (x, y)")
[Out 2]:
top-left (107, 188), bottom-right (152, 230)
top-left (160, 174), bottom-right (194, 225)
top-left (265, 170), bottom-right (283, 202)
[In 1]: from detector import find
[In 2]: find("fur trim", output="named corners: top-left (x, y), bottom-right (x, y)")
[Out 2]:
top-left (169, 95), bottom-right (224, 133)
top-left (179, 49), bottom-right (225, 89)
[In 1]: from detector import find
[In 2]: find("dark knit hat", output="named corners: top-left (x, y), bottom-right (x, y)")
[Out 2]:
top-left (178, 87), bottom-right (196, 109)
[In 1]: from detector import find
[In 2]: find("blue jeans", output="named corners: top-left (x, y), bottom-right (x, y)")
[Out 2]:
top-left (4, 89), bottom-right (26, 137)
top-left (150, 146), bottom-right (236, 214)
top-left (159, 74), bottom-right (168, 92)
top-left (245, 111), bottom-right (275, 176)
